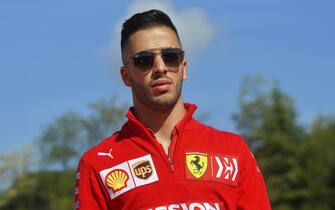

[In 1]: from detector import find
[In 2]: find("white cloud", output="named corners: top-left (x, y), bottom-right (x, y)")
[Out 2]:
top-left (175, 8), bottom-right (214, 53)
top-left (106, 0), bottom-right (214, 73)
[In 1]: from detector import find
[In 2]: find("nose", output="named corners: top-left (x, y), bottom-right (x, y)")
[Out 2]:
top-left (152, 54), bottom-right (168, 75)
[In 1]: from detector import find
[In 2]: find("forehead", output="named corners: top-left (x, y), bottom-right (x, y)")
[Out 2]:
top-left (125, 26), bottom-right (181, 55)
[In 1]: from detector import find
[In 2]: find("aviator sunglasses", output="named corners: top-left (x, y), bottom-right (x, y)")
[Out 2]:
top-left (125, 48), bottom-right (185, 72)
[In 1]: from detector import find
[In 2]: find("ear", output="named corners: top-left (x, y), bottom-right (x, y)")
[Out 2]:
top-left (120, 66), bottom-right (131, 87)
top-left (182, 60), bottom-right (187, 80)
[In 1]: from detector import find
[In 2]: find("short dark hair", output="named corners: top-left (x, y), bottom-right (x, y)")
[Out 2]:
top-left (121, 9), bottom-right (181, 51)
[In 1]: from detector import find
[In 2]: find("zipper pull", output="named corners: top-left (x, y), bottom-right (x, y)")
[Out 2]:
top-left (168, 157), bottom-right (175, 172)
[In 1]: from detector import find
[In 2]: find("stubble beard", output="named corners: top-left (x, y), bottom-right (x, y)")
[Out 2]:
top-left (129, 76), bottom-right (183, 111)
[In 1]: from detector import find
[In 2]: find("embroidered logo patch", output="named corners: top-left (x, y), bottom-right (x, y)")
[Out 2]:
top-left (129, 154), bottom-right (159, 187)
top-left (212, 156), bottom-right (238, 183)
top-left (105, 169), bottom-right (129, 192)
top-left (186, 153), bottom-right (208, 179)
top-left (100, 154), bottom-right (159, 199)
top-left (97, 148), bottom-right (114, 159)
top-left (185, 152), bottom-right (239, 186)
top-left (100, 161), bottom-right (135, 199)
top-left (132, 160), bottom-right (153, 179)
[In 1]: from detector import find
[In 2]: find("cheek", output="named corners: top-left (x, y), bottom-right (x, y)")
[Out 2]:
top-left (129, 73), bottom-right (150, 90)
top-left (174, 72), bottom-right (185, 85)
top-left (128, 71), bottom-right (144, 83)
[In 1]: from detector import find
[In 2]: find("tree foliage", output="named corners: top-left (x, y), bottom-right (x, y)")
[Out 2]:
top-left (0, 170), bottom-right (75, 210)
top-left (38, 98), bottom-right (127, 170)
top-left (39, 112), bottom-right (85, 170)
top-left (82, 98), bottom-right (126, 148)
top-left (299, 117), bottom-right (335, 210)
top-left (0, 97), bottom-right (127, 209)
top-left (233, 76), bottom-right (334, 210)
top-left (0, 145), bottom-right (38, 193)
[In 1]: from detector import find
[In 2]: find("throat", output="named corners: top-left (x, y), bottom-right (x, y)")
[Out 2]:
top-left (154, 126), bottom-right (178, 156)
top-left (154, 128), bottom-right (174, 154)
top-left (156, 136), bottom-right (171, 155)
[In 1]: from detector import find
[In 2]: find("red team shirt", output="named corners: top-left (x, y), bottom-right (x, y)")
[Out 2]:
top-left (75, 104), bottom-right (271, 210)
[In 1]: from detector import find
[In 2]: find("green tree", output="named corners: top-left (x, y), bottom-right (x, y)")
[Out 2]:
top-left (233, 76), bottom-right (306, 209)
top-left (38, 98), bottom-right (127, 170)
top-left (0, 145), bottom-right (37, 193)
top-left (39, 112), bottom-right (85, 170)
top-left (300, 117), bottom-right (335, 210)
top-left (82, 97), bottom-right (127, 148)
top-left (1, 97), bottom-right (127, 209)
top-left (0, 170), bottom-right (75, 210)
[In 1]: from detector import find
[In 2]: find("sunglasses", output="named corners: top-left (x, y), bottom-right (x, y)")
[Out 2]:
top-left (126, 48), bottom-right (185, 72)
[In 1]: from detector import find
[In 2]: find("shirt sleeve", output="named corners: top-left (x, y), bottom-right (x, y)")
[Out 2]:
top-left (75, 157), bottom-right (109, 210)
top-left (237, 138), bottom-right (272, 210)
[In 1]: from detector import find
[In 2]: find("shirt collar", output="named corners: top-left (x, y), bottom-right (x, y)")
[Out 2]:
top-left (124, 103), bottom-right (197, 136)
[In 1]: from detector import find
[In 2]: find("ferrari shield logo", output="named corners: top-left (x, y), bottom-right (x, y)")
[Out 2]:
top-left (186, 153), bottom-right (208, 179)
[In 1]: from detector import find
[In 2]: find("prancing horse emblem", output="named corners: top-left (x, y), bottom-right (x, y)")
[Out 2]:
top-left (186, 153), bottom-right (208, 179)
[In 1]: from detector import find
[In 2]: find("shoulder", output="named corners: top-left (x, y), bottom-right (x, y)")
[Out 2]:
top-left (192, 119), bottom-right (244, 142)
top-left (79, 131), bottom-right (123, 165)
top-left (187, 118), bottom-right (249, 152)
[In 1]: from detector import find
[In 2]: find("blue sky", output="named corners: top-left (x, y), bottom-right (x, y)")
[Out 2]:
top-left (1, 0), bottom-right (334, 154)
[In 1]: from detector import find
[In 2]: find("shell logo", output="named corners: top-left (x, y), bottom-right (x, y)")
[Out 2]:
top-left (105, 169), bottom-right (129, 192)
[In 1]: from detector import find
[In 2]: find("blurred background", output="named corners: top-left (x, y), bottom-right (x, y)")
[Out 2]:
top-left (0, 0), bottom-right (334, 209)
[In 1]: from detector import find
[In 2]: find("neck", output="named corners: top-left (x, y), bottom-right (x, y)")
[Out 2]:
top-left (133, 98), bottom-right (187, 148)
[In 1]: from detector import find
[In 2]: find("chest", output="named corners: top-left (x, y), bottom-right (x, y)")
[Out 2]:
top-left (96, 135), bottom-right (241, 210)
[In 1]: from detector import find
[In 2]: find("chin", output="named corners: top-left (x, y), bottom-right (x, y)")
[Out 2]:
top-left (147, 96), bottom-right (179, 111)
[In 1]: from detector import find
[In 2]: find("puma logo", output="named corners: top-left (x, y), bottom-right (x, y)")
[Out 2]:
top-left (97, 148), bottom-right (114, 159)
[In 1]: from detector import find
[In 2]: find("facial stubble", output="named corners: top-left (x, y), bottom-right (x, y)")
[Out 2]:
top-left (129, 73), bottom-right (184, 111)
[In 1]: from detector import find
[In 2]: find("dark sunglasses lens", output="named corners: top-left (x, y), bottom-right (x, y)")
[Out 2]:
top-left (162, 49), bottom-right (184, 67)
top-left (133, 52), bottom-right (154, 71)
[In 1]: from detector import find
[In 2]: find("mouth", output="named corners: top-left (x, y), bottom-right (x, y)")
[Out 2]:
top-left (150, 79), bottom-right (172, 94)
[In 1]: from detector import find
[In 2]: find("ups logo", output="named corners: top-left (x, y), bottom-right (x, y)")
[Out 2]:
top-left (132, 160), bottom-right (152, 179)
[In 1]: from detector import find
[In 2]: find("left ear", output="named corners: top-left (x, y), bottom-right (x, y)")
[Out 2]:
top-left (182, 60), bottom-right (187, 80)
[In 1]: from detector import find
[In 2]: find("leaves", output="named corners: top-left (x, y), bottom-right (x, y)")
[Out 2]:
top-left (38, 98), bottom-right (127, 170)
top-left (233, 76), bottom-right (334, 209)
top-left (0, 170), bottom-right (75, 210)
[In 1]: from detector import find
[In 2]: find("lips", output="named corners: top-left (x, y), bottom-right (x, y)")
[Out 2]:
top-left (151, 79), bottom-right (172, 93)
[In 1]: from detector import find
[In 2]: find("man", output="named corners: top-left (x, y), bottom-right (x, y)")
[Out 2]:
top-left (75, 9), bottom-right (271, 210)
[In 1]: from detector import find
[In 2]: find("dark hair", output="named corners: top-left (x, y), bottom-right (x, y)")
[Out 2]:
top-left (121, 9), bottom-right (181, 51)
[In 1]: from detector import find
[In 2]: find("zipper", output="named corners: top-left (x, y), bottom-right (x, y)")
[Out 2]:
top-left (143, 128), bottom-right (175, 173)
top-left (126, 108), bottom-right (193, 174)
top-left (168, 156), bottom-right (175, 172)
top-left (146, 128), bottom-right (177, 173)
top-left (166, 128), bottom-right (178, 173)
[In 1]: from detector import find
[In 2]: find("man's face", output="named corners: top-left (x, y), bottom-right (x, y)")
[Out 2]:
top-left (121, 26), bottom-right (187, 111)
